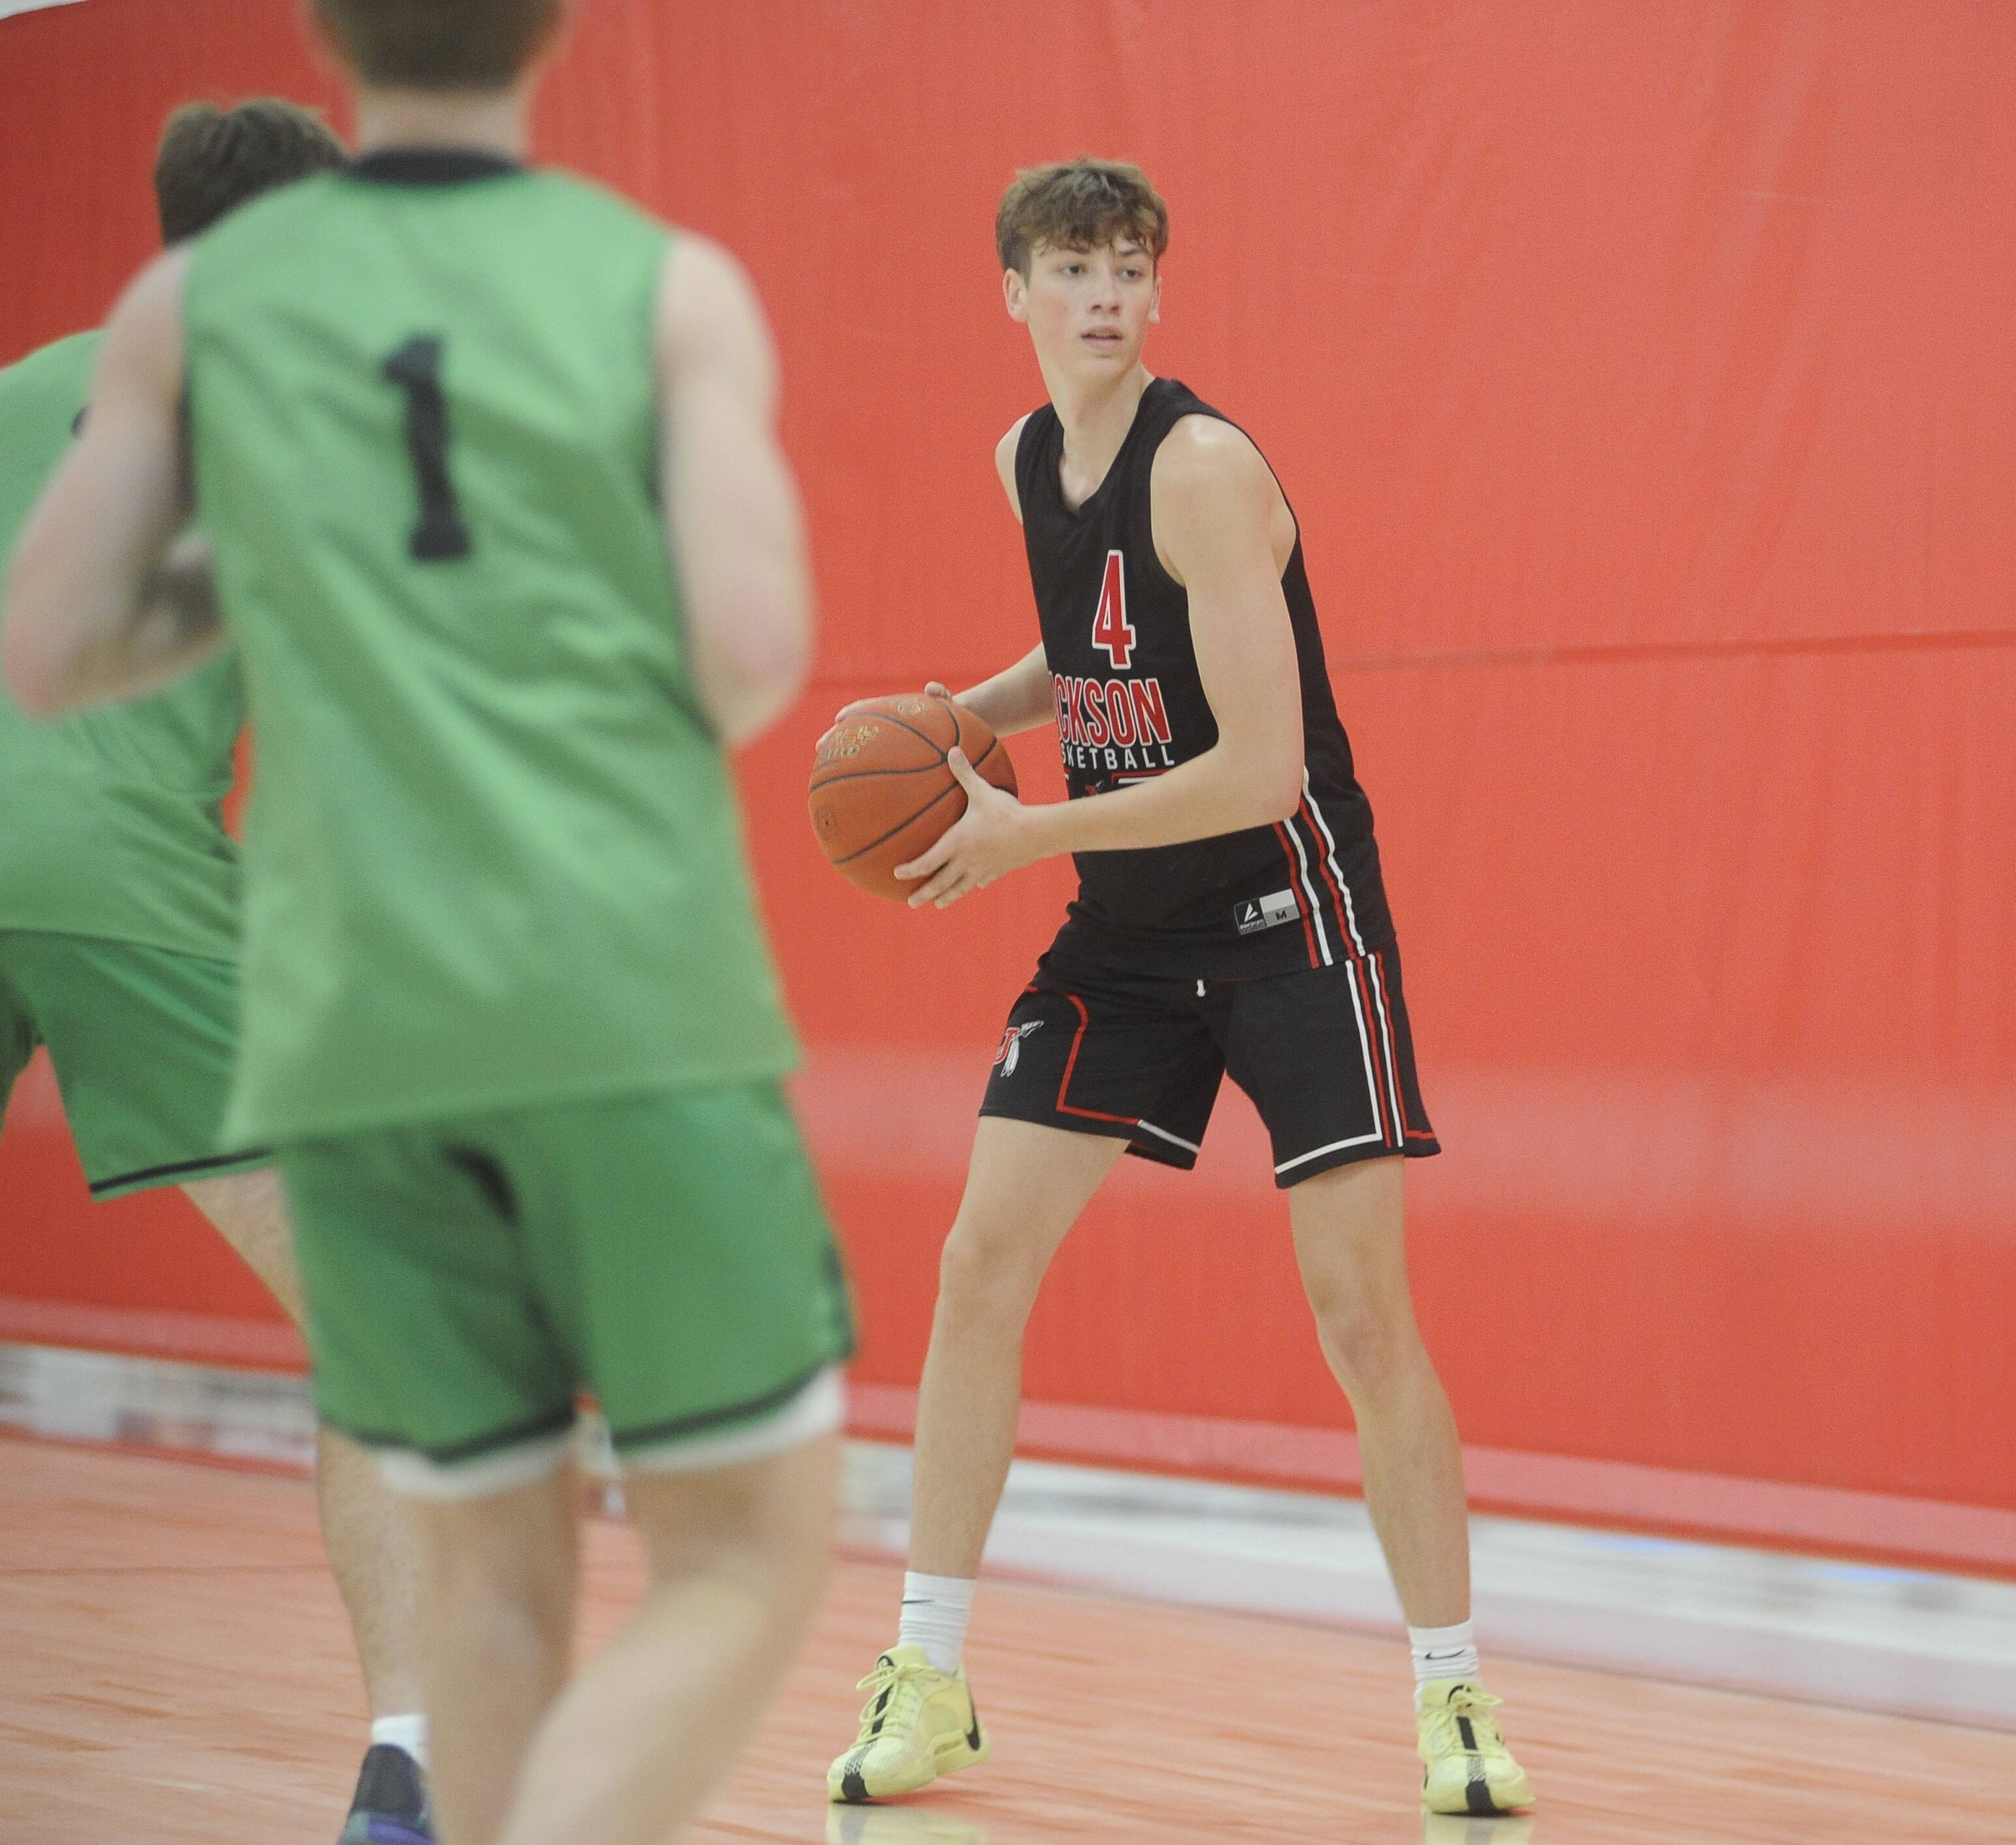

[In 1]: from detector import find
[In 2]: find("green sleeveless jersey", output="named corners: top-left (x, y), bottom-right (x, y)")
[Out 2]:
top-left (183, 153), bottom-right (797, 1145)
top-left (0, 331), bottom-right (244, 961)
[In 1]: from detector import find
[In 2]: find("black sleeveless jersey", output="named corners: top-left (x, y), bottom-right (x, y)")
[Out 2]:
top-left (1015, 377), bottom-right (1380, 980)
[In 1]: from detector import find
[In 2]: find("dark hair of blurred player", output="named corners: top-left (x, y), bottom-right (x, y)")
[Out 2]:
top-left (153, 98), bottom-right (348, 243)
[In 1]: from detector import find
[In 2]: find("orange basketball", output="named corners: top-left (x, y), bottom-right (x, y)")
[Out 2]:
top-left (808, 694), bottom-right (1018, 901)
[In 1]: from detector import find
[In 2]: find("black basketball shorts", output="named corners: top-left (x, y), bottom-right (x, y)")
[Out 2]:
top-left (979, 935), bottom-right (1440, 1189)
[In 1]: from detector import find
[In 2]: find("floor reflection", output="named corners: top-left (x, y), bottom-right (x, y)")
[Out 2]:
top-left (1423, 1816), bottom-right (1535, 1845)
top-left (817, 1800), bottom-right (1546, 1842)
top-left (827, 1806), bottom-right (988, 1843)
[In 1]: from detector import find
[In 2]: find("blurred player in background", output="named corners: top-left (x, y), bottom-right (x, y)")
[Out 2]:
top-left (825, 159), bottom-right (1532, 1819)
top-left (0, 99), bottom-right (435, 1845)
top-left (2, 3), bottom-right (855, 1841)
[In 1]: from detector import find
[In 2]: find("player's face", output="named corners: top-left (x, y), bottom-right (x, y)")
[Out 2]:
top-left (1005, 239), bottom-right (1161, 379)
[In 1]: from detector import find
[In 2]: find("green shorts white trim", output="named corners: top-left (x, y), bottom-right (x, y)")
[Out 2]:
top-left (279, 1081), bottom-right (856, 1500)
top-left (379, 1365), bottom-right (847, 1500)
top-left (0, 930), bottom-right (268, 1198)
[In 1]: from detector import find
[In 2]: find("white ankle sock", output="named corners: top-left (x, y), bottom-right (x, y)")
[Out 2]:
top-left (1408, 1619), bottom-right (1479, 1693)
top-left (898, 1571), bottom-right (975, 1675)
top-left (371, 1712), bottom-right (428, 1769)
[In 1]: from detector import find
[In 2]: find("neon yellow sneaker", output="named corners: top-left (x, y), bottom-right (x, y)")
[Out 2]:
top-left (1416, 1680), bottom-right (1533, 1816)
top-left (828, 1644), bottom-right (990, 1804)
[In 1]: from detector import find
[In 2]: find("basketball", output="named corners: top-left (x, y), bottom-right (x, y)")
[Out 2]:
top-left (808, 693), bottom-right (1018, 900)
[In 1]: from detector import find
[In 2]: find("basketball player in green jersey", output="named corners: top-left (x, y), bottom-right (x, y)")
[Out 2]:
top-left (0, 100), bottom-right (437, 1843)
top-left (3, 5), bottom-right (855, 1842)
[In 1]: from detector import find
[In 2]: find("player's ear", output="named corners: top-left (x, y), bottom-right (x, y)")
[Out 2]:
top-left (1003, 267), bottom-right (1031, 324)
top-left (1148, 271), bottom-right (1162, 326)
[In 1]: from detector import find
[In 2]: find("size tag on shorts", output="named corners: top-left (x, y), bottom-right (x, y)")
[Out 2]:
top-left (1234, 889), bottom-right (1301, 936)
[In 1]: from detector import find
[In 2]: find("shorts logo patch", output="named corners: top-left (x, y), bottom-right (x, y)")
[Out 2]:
top-left (993, 1020), bottom-right (1044, 1076)
top-left (1235, 889), bottom-right (1302, 936)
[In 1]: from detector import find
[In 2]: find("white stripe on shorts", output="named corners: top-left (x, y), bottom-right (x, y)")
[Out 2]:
top-left (377, 1424), bottom-right (576, 1501)
top-left (1274, 1128), bottom-right (1387, 1176)
top-left (622, 1365), bottom-right (846, 1475)
top-left (1134, 1118), bottom-right (1203, 1155)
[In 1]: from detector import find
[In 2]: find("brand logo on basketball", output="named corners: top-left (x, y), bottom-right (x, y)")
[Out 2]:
top-left (815, 722), bottom-right (880, 766)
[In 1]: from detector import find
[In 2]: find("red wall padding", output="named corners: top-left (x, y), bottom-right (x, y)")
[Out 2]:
top-left (2, 1), bottom-right (2011, 1511)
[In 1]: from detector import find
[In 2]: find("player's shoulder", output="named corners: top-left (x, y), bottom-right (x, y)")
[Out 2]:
top-left (994, 412), bottom-right (1034, 476)
top-left (1151, 409), bottom-right (1270, 501)
top-left (655, 231), bottom-right (769, 369)
top-left (93, 247), bottom-right (193, 391)
top-left (994, 412), bottom-right (1038, 521)
top-left (995, 413), bottom-right (1033, 469)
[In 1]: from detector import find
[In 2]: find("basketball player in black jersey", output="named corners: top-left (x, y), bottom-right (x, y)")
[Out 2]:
top-left (827, 159), bottom-right (1532, 1820)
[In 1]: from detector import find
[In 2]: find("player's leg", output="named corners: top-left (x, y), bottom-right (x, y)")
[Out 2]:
top-left (280, 1116), bottom-right (590, 1845)
top-left (1286, 1156), bottom-right (1474, 1622)
top-left (182, 1169), bottom-right (427, 1727)
top-left (1286, 1158), bottom-right (1467, 1624)
top-left (833, 966), bottom-right (1217, 1804)
top-left (1223, 947), bottom-right (1530, 1813)
top-left (398, 1462), bottom-right (581, 1845)
top-left (1286, 1159), bottom-right (1528, 1812)
top-left (907, 1117), bottom-right (1128, 1580)
top-left (910, 970), bottom-right (1215, 1587)
top-left (480, 1081), bottom-right (849, 1840)
top-left (480, 1436), bottom-right (840, 1845)
top-left (828, 1119), bottom-right (1120, 1807)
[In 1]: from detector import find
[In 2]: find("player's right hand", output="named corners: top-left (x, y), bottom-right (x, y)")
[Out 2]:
top-left (833, 683), bottom-right (950, 722)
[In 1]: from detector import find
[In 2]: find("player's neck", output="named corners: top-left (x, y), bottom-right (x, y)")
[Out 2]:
top-left (352, 83), bottom-right (534, 163)
top-left (1046, 362), bottom-right (1155, 502)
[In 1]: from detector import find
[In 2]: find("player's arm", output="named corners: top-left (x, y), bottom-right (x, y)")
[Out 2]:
top-left (834, 417), bottom-right (1052, 735)
top-left (898, 417), bottom-right (1304, 907)
top-left (656, 234), bottom-right (814, 747)
top-left (2, 250), bottom-right (223, 718)
top-left (947, 642), bottom-right (1051, 736)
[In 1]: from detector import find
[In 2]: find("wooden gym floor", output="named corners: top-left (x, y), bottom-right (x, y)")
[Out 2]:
top-left (3, 1437), bottom-right (2010, 1844)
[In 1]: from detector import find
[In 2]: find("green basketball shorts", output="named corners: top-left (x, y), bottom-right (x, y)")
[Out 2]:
top-left (278, 1081), bottom-right (857, 1498)
top-left (0, 929), bottom-right (269, 1198)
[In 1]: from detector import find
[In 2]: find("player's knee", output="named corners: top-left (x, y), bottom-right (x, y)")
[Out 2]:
top-left (936, 1223), bottom-right (1044, 1323)
top-left (1308, 1291), bottom-right (1413, 1399)
top-left (628, 1433), bottom-right (838, 1617)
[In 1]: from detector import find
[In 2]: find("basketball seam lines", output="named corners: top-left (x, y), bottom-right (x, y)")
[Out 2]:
top-left (825, 735), bottom-right (1002, 867)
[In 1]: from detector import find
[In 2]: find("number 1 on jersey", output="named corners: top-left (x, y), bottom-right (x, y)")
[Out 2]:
top-left (1091, 549), bottom-right (1137, 669)
top-left (382, 335), bottom-right (472, 562)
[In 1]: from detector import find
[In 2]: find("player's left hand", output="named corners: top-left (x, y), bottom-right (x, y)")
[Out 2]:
top-left (895, 748), bottom-right (1037, 908)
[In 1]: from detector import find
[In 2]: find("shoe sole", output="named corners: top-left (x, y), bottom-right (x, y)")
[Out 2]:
top-left (828, 1732), bottom-right (991, 1804)
top-left (1422, 1769), bottom-right (1533, 1817)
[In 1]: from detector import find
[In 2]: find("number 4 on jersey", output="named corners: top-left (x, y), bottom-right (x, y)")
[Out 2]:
top-left (1090, 549), bottom-right (1137, 669)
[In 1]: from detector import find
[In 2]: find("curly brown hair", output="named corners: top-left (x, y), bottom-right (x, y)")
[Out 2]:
top-left (996, 157), bottom-right (1170, 276)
